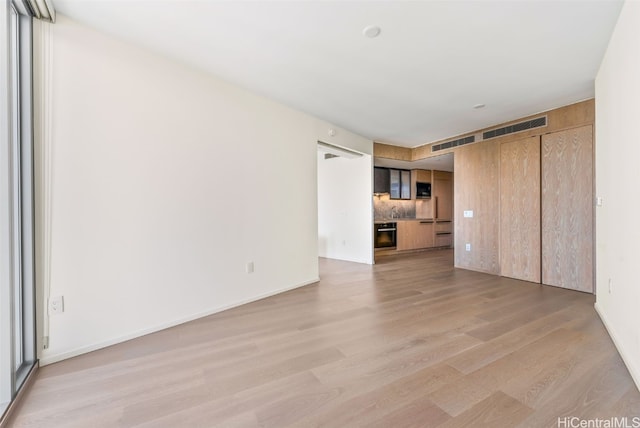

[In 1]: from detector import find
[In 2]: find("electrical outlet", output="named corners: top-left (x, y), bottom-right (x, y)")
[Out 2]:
top-left (49, 296), bottom-right (64, 315)
top-left (463, 210), bottom-right (474, 218)
top-left (246, 261), bottom-right (254, 274)
top-left (596, 197), bottom-right (603, 207)
top-left (465, 243), bottom-right (471, 252)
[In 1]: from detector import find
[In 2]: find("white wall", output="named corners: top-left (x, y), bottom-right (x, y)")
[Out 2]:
top-left (317, 151), bottom-right (373, 264)
top-left (36, 15), bottom-right (372, 364)
top-left (595, 0), bottom-right (640, 390)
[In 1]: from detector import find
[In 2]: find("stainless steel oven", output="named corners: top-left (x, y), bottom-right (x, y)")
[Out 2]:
top-left (374, 222), bottom-right (397, 249)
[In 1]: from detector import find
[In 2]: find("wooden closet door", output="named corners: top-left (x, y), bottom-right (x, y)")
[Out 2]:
top-left (541, 125), bottom-right (593, 292)
top-left (500, 136), bottom-right (541, 283)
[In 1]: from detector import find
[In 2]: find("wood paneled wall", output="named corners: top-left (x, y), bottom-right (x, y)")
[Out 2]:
top-left (454, 141), bottom-right (500, 275)
top-left (500, 137), bottom-right (541, 283)
top-left (375, 100), bottom-right (595, 162)
top-left (374, 100), bottom-right (595, 288)
top-left (410, 99), bottom-right (595, 161)
top-left (541, 125), bottom-right (594, 292)
top-left (373, 143), bottom-right (412, 161)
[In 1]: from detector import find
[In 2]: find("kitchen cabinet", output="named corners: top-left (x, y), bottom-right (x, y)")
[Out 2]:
top-left (433, 171), bottom-right (453, 221)
top-left (433, 171), bottom-right (453, 247)
top-left (374, 167), bottom-right (390, 194)
top-left (389, 169), bottom-right (411, 200)
top-left (397, 220), bottom-right (434, 251)
top-left (434, 221), bottom-right (453, 247)
top-left (411, 169), bottom-right (432, 200)
top-left (401, 170), bottom-right (411, 199)
top-left (414, 169), bottom-right (432, 183)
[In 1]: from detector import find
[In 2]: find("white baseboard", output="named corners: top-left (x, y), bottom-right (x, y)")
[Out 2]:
top-left (39, 277), bottom-right (320, 366)
top-left (319, 255), bottom-right (373, 265)
top-left (594, 302), bottom-right (640, 391)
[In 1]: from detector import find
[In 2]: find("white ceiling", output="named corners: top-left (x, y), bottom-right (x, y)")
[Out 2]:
top-left (53, 0), bottom-right (623, 148)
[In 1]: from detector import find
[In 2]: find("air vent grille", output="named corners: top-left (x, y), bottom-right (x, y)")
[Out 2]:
top-left (483, 116), bottom-right (547, 140)
top-left (431, 135), bottom-right (475, 153)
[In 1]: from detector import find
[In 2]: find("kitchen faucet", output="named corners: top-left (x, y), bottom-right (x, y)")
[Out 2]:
top-left (391, 206), bottom-right (397, 219)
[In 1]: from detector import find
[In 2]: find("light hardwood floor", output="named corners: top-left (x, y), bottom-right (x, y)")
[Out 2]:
top-left (9, 250), bottom-right (640, 427)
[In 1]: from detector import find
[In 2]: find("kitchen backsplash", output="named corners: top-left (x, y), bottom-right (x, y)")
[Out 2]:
top-left (373, 196), bottom-right (416, 219)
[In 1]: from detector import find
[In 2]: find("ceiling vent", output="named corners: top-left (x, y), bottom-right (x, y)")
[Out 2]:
top-left (431, 135), bottom-right (475, 153)
top-left (483, 116), bottom-right (547, 140)
top-left (429, 115), bottom-right (548, 153)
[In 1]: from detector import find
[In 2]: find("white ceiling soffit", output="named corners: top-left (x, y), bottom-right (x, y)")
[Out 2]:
top-left (53, 0), bottom-right (623, 148)
top-left (317, 141), bottom-right (363, 159)
top-left (375, 153), bottom-right (454, 173)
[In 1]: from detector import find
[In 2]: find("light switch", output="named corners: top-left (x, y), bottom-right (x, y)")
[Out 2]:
top-left (464, 210), bottom-right (474, 218)
top-left (596, 197), bottom-right (603, 207)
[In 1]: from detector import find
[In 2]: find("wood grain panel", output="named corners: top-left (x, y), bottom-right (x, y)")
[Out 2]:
top-left (541, 125), bottom-right (593, 292)
top-left (415, 221), bottom-right (435, 249)
top-left (414, 169), bottom-right (432, 182)
top-left (434, 171), bottom-right (453, 221)
top-left (397, 220), bottom-right (434, 251)
top-left (454, 142), bottom-right (500, 274)
top-left (410, 169), bottom-right (431, 200)
top-left (396, 221), bottom-right (413, 251)
top-left (373, 143), bottom-right (412, 161)
top-left (500, 136), bottom-right (541, 283)
top-left (412, 99), bottom-right (594, 161)
top-left (415, 199), bottom-right (433, 219)
top-left (435, 234), bottom-right (453, 248)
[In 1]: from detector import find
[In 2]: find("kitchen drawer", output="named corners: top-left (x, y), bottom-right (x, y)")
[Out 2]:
top-left (435, 232), bottom-right (453, 247)
top-left (435, 221), bottom-right (452, 234)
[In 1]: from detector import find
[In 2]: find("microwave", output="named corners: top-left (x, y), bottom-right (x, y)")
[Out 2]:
top-left (416, 182), bottom-right (431, 198)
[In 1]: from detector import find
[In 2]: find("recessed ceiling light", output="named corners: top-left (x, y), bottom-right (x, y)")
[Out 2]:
top-left (473, 104), bottom-right (486, 109)
top-left (363, 26), bottom-right (381, 38)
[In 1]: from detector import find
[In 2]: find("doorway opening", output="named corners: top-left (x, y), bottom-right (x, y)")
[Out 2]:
top-left (372, 152), bottom-right (454, 264)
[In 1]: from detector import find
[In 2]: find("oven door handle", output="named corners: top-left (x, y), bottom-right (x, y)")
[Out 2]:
top-left (377, 228), bottom-right (397, 232)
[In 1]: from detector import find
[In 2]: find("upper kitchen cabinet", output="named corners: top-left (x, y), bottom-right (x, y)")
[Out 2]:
top-left (433, 171), bottom-right (453, 221)
top-left (414, 169), bottom-right (432, 183)
top-left (411, 169), bottom-right (432, 200)
top-left (374, 167), bottom-right (390, 194)
top-left (389, 169), bottom-right (411, 200)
